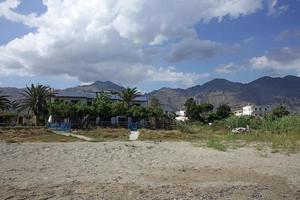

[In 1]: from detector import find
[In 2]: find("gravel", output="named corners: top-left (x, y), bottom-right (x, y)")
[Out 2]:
top-left (1, 141), bottom-right (300, 199)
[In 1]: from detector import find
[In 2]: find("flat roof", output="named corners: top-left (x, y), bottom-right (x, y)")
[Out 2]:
top-left (53, 91), bottom-right (147, 102)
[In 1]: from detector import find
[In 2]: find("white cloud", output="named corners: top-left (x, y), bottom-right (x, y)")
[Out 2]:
top-left (267, 0), bottom-right (289, 16)
top-left (0, 0), bottom-right (265, 87)
top-left (250, 47), bottom-right (300, 73)
top-left (215, 62), bottom-right (238, 74)
top-left (147, 66), bottom-right (210, 87)
top-left (168, 38), bottom-right (222, 62)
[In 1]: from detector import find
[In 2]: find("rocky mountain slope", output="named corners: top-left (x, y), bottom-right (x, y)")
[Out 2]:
top-left (149, 75), bottom-right (300, 112)
top-left (1, 76), bottom-right (300, 112)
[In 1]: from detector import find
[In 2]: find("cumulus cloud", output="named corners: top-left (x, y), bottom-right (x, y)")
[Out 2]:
top-left (250, 47), bottom-right (300, 74)
top-left (0, 0), bottom-right (265, 87)
top-left (168, 38), bottom-right (222, 62)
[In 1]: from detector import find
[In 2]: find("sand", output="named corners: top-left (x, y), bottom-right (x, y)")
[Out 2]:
top-left (1, 141), bottom-right (300, 199)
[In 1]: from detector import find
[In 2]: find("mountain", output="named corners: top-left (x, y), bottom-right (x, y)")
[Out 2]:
top-left (149, 75), bottom-right (300, 113)
top-left (148, 88), bottom-right (189, 111)
top-left (0, 81), bottom-right (125, 100)
top-left (0, 87), bottom-right (24, 101)
top-left (64, 81), bottom-right (125, 93)
top-left (1, 76), bottom-right (300, 113)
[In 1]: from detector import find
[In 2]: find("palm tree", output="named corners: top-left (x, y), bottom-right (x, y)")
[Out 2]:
top-left (22, 84), bottom-right (52, 125)
top-left (0, 91), bottom-right (10, 111)
top-left (10, 100), bottom-right (22, 113)
top-left (118, 87), bottom-right (139, 107)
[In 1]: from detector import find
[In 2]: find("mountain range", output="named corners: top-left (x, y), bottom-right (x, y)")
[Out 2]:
top-left (1, 76), bottom-right (300, 113)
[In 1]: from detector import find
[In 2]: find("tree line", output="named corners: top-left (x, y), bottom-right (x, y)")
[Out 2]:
top-left (184, 97), bottom-right (290, 124)
top-left (184, 98), bottom-right (231, 123)
top-left (0, 84), bottom-right (166, 126)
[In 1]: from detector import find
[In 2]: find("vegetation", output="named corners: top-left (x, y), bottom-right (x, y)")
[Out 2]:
top-left (0, 91), bottom-right (10, 111)
top-left (48, 87), bottom-right (165, 126)
top-left (184, 98), bottom-right (231, 123)
top-left (9, 100), bottom-right (22, 112)
top-left (225, 115), bottom-right (300, 134)
top-left (271, 104), bottom-right (290, 118)
top-left (1, 83), bottom-right (300, 154)
top-left (118, 87), bottom-right (139, 107)
top-left (216, 104), bottom-right (231, 120)
top-left (0, 127), bottom-right (78, 143)
top-left (22, 84), bottom-right (53, 125)
top-left (76, 128), bottom-right (129, 142)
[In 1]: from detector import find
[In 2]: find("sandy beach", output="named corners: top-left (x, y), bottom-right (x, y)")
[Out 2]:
top-left (1, 141), bottom-right (300, 199)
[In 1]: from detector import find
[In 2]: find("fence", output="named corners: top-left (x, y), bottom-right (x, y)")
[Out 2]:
top-left (47, 122), bottom-right (71, 132)
top-left (2, 119), bottom-right (178, 131)
top-left (70, 119), bottom-right (177, 130)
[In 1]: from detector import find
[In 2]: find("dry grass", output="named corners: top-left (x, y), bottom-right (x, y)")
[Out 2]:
top-left (0, 128), bottom-right (79, 143)
top-left (1, 124), bottom-right (299, 153)
top-left (76, 128), bottom-right (129, 142)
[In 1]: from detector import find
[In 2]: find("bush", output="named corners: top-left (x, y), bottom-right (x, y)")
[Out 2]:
top-left (225, 115), bottom-right (300, 134)
top-left (176, 122), bottom-right (194, 133)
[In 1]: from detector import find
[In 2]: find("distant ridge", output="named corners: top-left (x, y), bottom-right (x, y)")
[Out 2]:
top-left (64, 81), bottom-right (125, 93)
top-left (149, 75), bottom-right (300, 112)
top-left (1, 76), bottom-right (300, 113)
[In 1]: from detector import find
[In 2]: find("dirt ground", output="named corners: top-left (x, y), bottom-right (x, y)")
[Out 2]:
top-left (1, 141), bottom-right (300, 200)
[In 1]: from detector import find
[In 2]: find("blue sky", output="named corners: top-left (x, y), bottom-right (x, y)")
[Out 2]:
top-left (0, 0), bottom-right (300, 91)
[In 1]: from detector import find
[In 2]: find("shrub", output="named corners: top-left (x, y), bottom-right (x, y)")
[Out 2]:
top-left (225, 115), bottom-right (300, 134)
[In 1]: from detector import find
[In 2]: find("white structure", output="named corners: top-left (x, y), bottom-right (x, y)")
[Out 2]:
top-left (175, 110), bottom-right (188, 121)
top-left (236, 104), bottom-right (272, 117)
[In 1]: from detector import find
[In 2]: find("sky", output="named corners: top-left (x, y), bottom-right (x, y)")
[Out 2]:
top-left (0, 0), bottom-right (300, 91)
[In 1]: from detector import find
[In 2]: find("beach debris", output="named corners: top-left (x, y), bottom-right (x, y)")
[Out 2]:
top-left (232, 125), bottom-right (250, 134)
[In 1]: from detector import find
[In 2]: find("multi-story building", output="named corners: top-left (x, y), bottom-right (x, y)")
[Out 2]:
top-left (235, 104), bottom-right (272, 117)
top-left (50, 90), bottom-right (148, 125)
top-left (51, 90), bottom-right (148, 107)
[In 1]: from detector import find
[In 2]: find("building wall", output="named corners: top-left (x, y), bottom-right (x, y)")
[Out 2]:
top-left (242, 105), bottom-right (272, 117)
top-left (51, 97), bottom-right (93, 105)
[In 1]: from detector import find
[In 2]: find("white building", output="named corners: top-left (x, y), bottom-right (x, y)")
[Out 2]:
top-left (236, 104), bottom-right (272, 117)
top-left (175, 110), bottom-right (188, 121)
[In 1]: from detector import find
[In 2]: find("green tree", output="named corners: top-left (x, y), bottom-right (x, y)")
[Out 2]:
top-left (111, 101), bottom-right (127, 117)
top-left (272, 105), bottom-right (289, 118)
top-left (216, 104), bottom-right (231, 120)
top-left (148, 106), bottom-right (164, 119)
top-left (128, 105), bottom-right (149, 120)
top-left (22, 84), bottom-right (52, 125)
top-left (9, 100), bottom-right (22, 113)
top-left (0, 91), bottom-right (10, 111)
top-left (118, 87), bottom-right (139, 107)
top-left (93, 92), bottom-right (113, 120)
top-left (184, 98), bottom-right (198, 120)
top-left (198, 103), bottom-right (214, 123)
top-left (49, 102), bottom-right (71, 120)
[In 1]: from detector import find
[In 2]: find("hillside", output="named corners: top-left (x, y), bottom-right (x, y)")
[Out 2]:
top-left (149, 75), bottom-right (300, 112)
top-left (1, 76), bottom-right (300, 113)
top-left (64, 81), bottom-right (125, 93)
